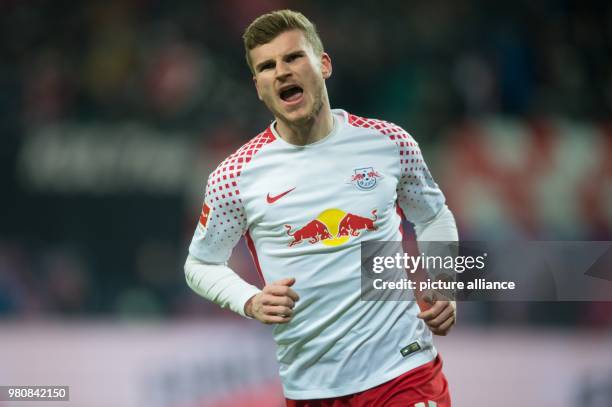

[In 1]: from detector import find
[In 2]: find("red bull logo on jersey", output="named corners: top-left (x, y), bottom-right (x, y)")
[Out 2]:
top-left (337, 210), bottom-right (377, 237)
top-left (349, 167), bottom-right (383, 191)
top-left (285, 209), bottom-right (378, 247)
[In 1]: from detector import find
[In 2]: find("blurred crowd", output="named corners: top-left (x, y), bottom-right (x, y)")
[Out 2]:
top-left (1, 0), bottom-right (611, 324)
top-left (2, 0), bottom-right (611, 134)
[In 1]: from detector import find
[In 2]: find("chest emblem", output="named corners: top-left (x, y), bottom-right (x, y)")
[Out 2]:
top-left (285, 208), bottom-right (377, 247)
top-left (349, 167), bottom-right (383, 191)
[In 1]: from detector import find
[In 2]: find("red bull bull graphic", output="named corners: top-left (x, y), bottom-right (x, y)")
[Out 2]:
top-left (337, 209), bottom-right (377, 237)
top-left (284, 220), bottom-right (333, 247)
top-left (285, 208), bottom-right (378, 247)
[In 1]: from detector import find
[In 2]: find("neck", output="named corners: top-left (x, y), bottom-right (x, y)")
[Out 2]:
top-left (275, 102), bottom-right (334, 146)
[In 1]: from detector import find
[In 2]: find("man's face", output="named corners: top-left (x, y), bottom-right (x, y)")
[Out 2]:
top-left (250, 30), bottom-right (332, 125)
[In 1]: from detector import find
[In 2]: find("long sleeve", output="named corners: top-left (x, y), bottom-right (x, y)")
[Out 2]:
top-left (188, 160), bottom-right (247, 263)
top-left (186, 156), bottom-right (261, 317)
top-left (393, 130), bottom-right (459, 278)
top-left (395, 134), bottom-right (447, 226)
top-left (184, 254), bottom-right (260, 317)
top-left (414, 204), bottom-right (458, 242)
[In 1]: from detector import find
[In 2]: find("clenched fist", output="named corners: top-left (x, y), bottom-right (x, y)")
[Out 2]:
top-left (245, 277), bottom-right (300, 324)
top-left (417, 290), bottom-right (456, 336)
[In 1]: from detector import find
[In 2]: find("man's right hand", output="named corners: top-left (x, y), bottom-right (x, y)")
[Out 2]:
top-left (244, 277), bottom-right (300, 324)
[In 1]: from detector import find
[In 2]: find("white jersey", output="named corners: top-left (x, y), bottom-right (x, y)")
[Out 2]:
top-left (189, 109), bottom-right (446, 399)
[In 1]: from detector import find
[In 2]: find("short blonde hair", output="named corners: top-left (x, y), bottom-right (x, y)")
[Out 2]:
top-left (243, 9), bottom-right (324, 74)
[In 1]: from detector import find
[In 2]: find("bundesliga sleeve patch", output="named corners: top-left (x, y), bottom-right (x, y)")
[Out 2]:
top-left (199, 204), bottom-right (211, 228)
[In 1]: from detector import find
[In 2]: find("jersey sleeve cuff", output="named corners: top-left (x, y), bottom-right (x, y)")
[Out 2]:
top-left (236, 285), bottom-right (262, 319)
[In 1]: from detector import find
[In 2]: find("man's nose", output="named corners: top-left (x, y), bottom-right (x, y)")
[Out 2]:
top-left (275, 61), bottom-right (291, 79)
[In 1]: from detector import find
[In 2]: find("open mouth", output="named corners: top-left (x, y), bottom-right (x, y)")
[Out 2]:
top-left (279, 85), bottom-right (304, 103)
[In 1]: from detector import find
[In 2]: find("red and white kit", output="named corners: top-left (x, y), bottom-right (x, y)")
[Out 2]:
top-left (188, 109), bottom-right (457, 401)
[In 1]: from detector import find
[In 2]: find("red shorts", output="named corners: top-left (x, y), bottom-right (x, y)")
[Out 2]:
top-left (286, 355), bottom-right (450, 407)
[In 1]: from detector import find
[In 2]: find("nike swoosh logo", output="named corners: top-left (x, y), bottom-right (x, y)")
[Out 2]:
top-left (267, 187), bottom-right (295, 204)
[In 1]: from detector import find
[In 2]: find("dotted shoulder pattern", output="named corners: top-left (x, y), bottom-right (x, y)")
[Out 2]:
top-left (198, 127), bottom-right (276, 246)
top-left (347, 113), bottom-right (441, 223)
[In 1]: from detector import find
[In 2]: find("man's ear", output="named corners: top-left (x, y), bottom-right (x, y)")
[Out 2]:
top-left (320, 52), bottom-right (332, 79)
top-left (253, 75), bottom-right (263, 101)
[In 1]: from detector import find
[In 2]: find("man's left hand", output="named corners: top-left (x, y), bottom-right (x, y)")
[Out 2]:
top-left (417, 298), bottom-right (456, 336)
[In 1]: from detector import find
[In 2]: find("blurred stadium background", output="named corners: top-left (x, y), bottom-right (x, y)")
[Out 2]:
top-left (1, 0), bottom-right (611, 406)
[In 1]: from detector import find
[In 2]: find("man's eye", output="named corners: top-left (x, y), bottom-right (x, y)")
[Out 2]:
top-left (260, 63), bottom-right (273, 71)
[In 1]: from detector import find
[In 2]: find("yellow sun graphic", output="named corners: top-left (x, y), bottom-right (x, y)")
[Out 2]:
top-left (317, 208), bottom-right (349, 247)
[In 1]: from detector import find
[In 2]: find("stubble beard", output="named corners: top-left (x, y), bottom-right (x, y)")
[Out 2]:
top-left (276, 79), bottom-right (326, 129)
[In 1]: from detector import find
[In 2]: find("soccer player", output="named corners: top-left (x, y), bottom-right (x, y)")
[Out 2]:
top-left (185, 9), bottom-right (458, 406)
